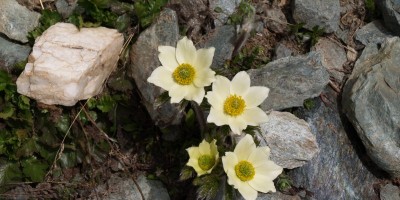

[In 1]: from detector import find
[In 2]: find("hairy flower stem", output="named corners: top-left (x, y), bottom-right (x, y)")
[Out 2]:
top-left (191, 101), bottom-right (206, 136)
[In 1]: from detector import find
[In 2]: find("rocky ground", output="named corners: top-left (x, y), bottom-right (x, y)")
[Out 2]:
top-left (1, 0), bottom-right (400, 199)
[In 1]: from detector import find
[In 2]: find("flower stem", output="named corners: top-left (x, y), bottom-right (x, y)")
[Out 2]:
top-left (191, 101), bottom-right (206, 136)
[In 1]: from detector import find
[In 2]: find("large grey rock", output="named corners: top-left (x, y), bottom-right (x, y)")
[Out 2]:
top-left (264, 7), bottom-right (289, 34)
top-left (209, 0), bottom-right (241, 26)
top-left (16, 23), bottom-right (123, 106)
top-left (0, 0), bottom-right (41, 43)
top-left (200, 25), bottom-right (236, 71)
top-left (0, 37), bottom-right (31, 72)
top-left (312, 37), bottom-right (346, 82)
top-left (289, 87), bottom-right (380, 200)
top-left (380, 183), bottom-right (400, 200)
top-left (91, 173), bottom-right (170, 200)
top-left (247, 52), bottom-right (329, 111)
top-left (292, 0), bottom-right (340, 33)
top-left (128, 9), bottom-right (184, 128)
top-left (378, 0), bottom-right (400, 35)
top-left (258, 111), bottom-right (319, 169)
top-left (355, 20), bottom-right (394, 46)
top-left (342, 37), bottom-right (400, 177)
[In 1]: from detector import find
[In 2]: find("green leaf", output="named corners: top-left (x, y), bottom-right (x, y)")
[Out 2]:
top-left (56, 114), bottom-right (70, 133)
top-left (16, 138), bottom-right (38, 158)
top-left (214, 7), bottom-right (223, 13)
top-left (179, 166), bottom-right (195, 181)
top-left (0, 160), bottom-right (22, 186)
top-left (18, 95), bottom-right (30, 110)
top-left (96, 95), bottom-right (116, 113)
top-left (21, 157), bottom-right (48, 182)
top-left (115, 14), bottom-right (131, 32)
top-left (193, 174), bottom-right (220, 200)
top-left (59, 151), bottom-right (78, 168)
top-left (0, 104), bottom-right (15, 119)
top-left (68, 14), bottom-right (84, 30)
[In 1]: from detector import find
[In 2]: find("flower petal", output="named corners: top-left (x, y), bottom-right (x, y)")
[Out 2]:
top-left (207, 107), bottom-right (229, 126)
top-left (237, 181), bottom-right (258, 200)
top-left (186, 147), bottom-right (200, 159)
top-left (199, 140), bottom-right (211, 155)
top-left (147, 66), bottom-right (174, 91)
top-left (176, 36), bottom-right (197, 65)
top-left (193, 68), bottom-right (216, 88)
top-left (244, 86), bottom-right (269, 108)
top-left (206, 91), bottom-right (223, 111)
top-left (169, 84), bottom-right (189, 103)
top-left (184, 85), bottom-right (205, 104)
top-left (249, 174), bottom-right (276, 193)
top-left (210, 139), bottom-right (218, 157)
top-left (158, 46), bottom-right (179, 71)
top-left (234, 134), bottom-right (256, 161)
top-left (228, 116), bottom-right (248, 135)
top-left (248, 146), bottom-right (271, 168)
top-left (226, 167), bottom-right (241, 187)
top-left (242, 108), bottom-right (269, 126)
top-left (187, 158), bottom-right (205, 176)
top-left (222, 152), bottom-right (238, 173)
top-left (212, 75), bottom-right (231, 100)
top-left (194, 47), bottom-right (215, 69)
top-left (231, 71), bottom-right (250, 96)
top-left (255, 161), bottom-right (283, 180)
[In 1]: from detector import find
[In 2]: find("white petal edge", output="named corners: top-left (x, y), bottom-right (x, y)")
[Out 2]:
top-left (184, 85), bottom-right (205, 104)
top-left (255, 161), bottom-right (283, 180)
top-left (194, 47), bottom-right (215, 69)
top-left (248, 146), bottom-right (271, 168)
top-left (237, 181), bottom-right (258, 200)
top-left (249, 174), bottom-right (277, 193)
top-left (206, 91), bottom-right (224, 111)
top-left (158, 46), bottom-right (179, 71)
top-left (186, 147), bottom-right (200, 160)
top-left (207, 107), bottom-right (229, 126)
top-left (199, 140), bottom-right (211, 155)
top-left (212, 75), bottom-right (231, 100)
top-left (230, 71), bottom-right (250, 96)
top-left (222, 152), bottom-right (238, 173)
top-left (193, 68), bottom-right (216, 88)
top-left (169, 84), bottom-right (189, 103)
top-left (147, 67), bottom-right (174, 91)
top-left (228, 116), bottom-right (248, 135)
top-left (244, 86), bottom-right (269, 108)
top-left (242, 107), bottom-right (269, 126)
top-left (176, 36), bottom-right (197, 65)
top-left (234, 134), bottom-right (256, 161)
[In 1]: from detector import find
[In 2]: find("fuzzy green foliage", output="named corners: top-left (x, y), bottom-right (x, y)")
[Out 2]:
top-left (276, 173), bottom-right (292, 192)
top-left (303, 98), bottom-right (316, 110)
top-left (193, 174), bottom-right (220, 200)
top-left (226, 45), bottom-right (269, 74)
top-left (228, 1), bottom-right (254, 25)
top-left (290, 23), bottom-right (325, 47)
top-left (134, 0), bottom-right (169, 28)
top-left (28, 9), bottom-right (62, 43)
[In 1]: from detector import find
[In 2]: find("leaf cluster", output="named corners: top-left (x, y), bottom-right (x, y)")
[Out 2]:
top-left (289, 23), bottom-right (325, 47)
top-left (228, 1), bottom-right (254, 25)
top-left (28, 9), bottom-right (62, 43)
top-left (134, 0), bottom-right (168, 28)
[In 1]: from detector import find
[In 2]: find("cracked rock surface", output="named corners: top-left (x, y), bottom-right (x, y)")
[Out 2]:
top-left (16, 23), bottom-right (123, 106)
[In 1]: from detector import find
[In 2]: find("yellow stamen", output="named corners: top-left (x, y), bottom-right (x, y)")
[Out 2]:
top-left (172, 63), bottom-right (195, 85)
top-left (223, 95), bottom-right (246, 117)
top-left (198, 155), bottom-right (215, 171)
top-left (235, 160), bottom-right (255, 182)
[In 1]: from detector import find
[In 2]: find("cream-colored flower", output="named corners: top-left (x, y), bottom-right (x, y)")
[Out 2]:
top-left (222, 134), bottom-right (283, 200)
top-left (147, 36), bottom-right (216, 104)
top-left (206, 71), bottom-right (269, 134)
top-left (186, 139), bottom-right (219, 176)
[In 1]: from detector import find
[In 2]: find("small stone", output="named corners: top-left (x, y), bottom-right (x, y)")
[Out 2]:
top-left (55, 0), bottom-right (78, 18)
top-left (312, 37), bottom-right (346, 82)
top-left (264, 7), bottom-right (289, 34)
top-left (380, 183), bottom-right (400, 200)
top-left (128, 9), bottom-right (184, 128)
top-left (209, 0), bottom-right (241, 27)
top-left (16, 23), bottom-right (123, 106)
top-left (248, 51), bottom-right (329, 111)
top-left (0, 36), bottom-right (31, 72)
top-left (273, 41), bottom-right (300, 60)
top-left (90, 173), bottom-right (170, 200)
top-left (258, 111), bottom-right (319, 169)
top-left (0, 0), bottom-right (41, 43)
top-left (342, 37), bottom-right (400, 177)
top-left (355, 20), bottom-right (394, 46)
top-left (292, 0), bottom-right (340, 33)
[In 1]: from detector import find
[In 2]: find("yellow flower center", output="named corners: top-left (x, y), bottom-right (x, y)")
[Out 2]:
top-left (198, 155), bottom-right (215, 171)
top-left (172, 63), bottom-right (195, 85)
top-left (235, 161), bottom-right (255, 182)
top-left (223, 95), bottom-right (246, 117)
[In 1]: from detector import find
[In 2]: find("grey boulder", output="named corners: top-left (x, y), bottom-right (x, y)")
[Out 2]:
top-left (0, 37), bottom-right (31, 72)
top-left (377, 0), bottom-right (400, 35)
top-left (355, 20), bottom-right (394, 46)
top-left (342, 37), bottom-right (400, 177)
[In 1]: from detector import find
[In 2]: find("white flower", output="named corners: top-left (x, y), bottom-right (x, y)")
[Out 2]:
top-left (186, 139), bottom-right (219, 176)
top-left (147, 36), bottom-right (216, 104)
top-left (222, 134), bottom-right (283, 200)
top-left (206, 71), bottom-right (269, 134)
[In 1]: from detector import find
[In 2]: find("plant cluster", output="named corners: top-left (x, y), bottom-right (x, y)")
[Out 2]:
top-left (147, 37), bottom-right (284, 200)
